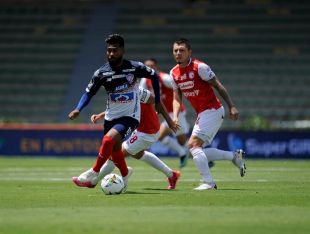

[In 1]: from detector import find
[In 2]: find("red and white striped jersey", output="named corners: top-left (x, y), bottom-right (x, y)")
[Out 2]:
top-left (170, 58), bottom-right (222, 114)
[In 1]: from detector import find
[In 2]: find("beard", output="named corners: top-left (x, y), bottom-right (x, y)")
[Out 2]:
top-left (108, 56), bottom-right (123, 68)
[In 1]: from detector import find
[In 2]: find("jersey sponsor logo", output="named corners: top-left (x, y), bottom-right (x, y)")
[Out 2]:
top-left (122, 68), bottom-right (135, 72)
top-left (112, 74), bottom-right (126, 79)
top-left (178, 81), bottom-right (194, 90)
top-left (110, 92), bottom-right (134, 103)
top-left (102, 71), bottom-right (115, 76)
top-left (183, 89), bottom-right (200, 97)
top-left (115, 84), bottom-right (128, 91)
top-left (126, 74), bottom-right (134, 83)
top-left (189, 72), bottom-right (195, 79)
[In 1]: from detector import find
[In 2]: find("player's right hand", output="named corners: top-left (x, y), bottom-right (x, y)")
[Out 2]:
top-left (68, 109), bottom-right (80, 120)
top-left (91, 112), bottom-right (105, 123)
top-left (91, 114), bottom-right (100, 124)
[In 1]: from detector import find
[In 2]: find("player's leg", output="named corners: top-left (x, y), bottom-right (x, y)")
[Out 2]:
top-left (72, 128), bottom-right (121, 188)
top-left (107, 117), bottom-right (139, 191)
top-left (189, 136), bottom-right (216, 190)
top-left (124, 131), bottom-right (181, 189)
top-left (72, 117), bottom-right (138, 188)
top-left (202, 148), bottom-right (246, 177)
top-left (190, 107), bottom-right (228, 190)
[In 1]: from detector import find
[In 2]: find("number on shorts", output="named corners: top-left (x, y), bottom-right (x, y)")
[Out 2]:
top-left (129, 135), bottom-right (138, 144)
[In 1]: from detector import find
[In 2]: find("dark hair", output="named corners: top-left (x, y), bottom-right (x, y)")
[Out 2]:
top-left (105, 34), bottom-right (125, 48)
top-left (145, 58), bottom-right (158, 65)
top-left (174, 38), bottom-right (191, 50)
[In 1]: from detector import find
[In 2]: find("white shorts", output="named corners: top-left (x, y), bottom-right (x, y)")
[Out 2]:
top-left (191, 106), bottom-right (225, 145)
top-left (123, 130), bottom-right (160, 155)
top-left (162, 111), bottom-right (190, 136)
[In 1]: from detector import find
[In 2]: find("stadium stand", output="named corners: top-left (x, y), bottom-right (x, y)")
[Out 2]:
top-left (1, 0), bottom-right (309, 128)
top-left (113, 0), bottom-right (310, 127)
top-left (0, 2), bottom-right (91, 123)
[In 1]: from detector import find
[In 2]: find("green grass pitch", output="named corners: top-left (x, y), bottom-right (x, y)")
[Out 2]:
top-left (0, 157), bottom-right (309, 234)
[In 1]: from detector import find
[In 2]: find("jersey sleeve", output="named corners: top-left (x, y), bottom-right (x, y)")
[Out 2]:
top-left (169, 71), bottom-right (179, 90)
top-left (139, 78), bottom-right (148, 89)
top-left (161, 73), bottom-right (174, 89)
top-left (198, 63), bottom-right (216, 81)
top-left (136, 62), bottom-right (160, 103)
top-left (85, 69), bottom-right (102, 95)
top-left (138, 86), bottom-right (151, 104)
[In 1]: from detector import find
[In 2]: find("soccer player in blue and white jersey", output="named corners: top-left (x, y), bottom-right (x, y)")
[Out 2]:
top-left (68, 34), bottom-right (178, 191)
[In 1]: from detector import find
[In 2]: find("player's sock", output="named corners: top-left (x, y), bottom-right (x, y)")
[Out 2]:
top-left (92, 135), bottom-right (115, 172)
top-left (140, 151), bottom-right (173, 178)
top-left (203, 148), bottom-right (234, 162)
top-left (161, 136), bottom-right (187, 157)
top-left (190, 147), bottom-right (213, 183)
top-left (98, 159), bottom-right (116, 180)
top-left (111, 149), bottom-right (128, 177)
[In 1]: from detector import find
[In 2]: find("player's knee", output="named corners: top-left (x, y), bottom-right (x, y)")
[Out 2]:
top-left (131, 151), bottom-right (144, 159)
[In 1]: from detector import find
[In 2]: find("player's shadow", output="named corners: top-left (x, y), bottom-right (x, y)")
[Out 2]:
top-left (219, 188), bottom-right (250, 191)
top-left (143, 188), bottom-right (172, 191)
top-left (125, 190), bottom-right (162, 195)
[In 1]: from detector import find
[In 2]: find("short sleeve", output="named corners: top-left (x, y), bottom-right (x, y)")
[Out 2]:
top-left (161, 73), bottom-right (174, 89)
top-left (169, 71), bottom-right (179, 90)
top-left (85, 69), bottom-right (101, 95)
top-left (198, 63), bottom-right (216, 81)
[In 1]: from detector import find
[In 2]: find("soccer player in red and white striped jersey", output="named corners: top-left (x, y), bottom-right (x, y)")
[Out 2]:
top-left (170, 38), bottom-right (246, 190)
top-left (141, 59), bottom-right (190, 168)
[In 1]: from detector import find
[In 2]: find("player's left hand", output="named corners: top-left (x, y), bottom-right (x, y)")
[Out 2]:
top-left (229, 106), bottom-right (239, 121)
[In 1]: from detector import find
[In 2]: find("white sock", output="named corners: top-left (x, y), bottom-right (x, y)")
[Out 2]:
top-left (161, 136), bottom-right (187, 157)
top-left (140, 151), bottom-right (173, 178)
top-left (190, 147), bottom-right (213, 183)
top-left (203, 148), bottom-right (234, 162)
top-left (98, 159), bottom-right (115, 180)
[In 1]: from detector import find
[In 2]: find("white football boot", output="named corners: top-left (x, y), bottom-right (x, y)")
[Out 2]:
top-left (194, 182), bottom-right (217, 191)
top-left (232, 149), bottom-right (246, 177)
top-left (122, 167), bottom-right (133, 193)
top-left (72, 168), bottom-right (99, 188)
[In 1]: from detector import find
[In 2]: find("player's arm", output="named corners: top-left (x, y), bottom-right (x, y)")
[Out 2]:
top-left (169, 71), bottom-right (182, 124)
top-left (68, 71), bottom-right (101, 120)
top-left (91, 112), bottom-right (105, 124)
top-left (209, 77), bottom-right (239, 120)
top-left (172, 88), bottom-right (182, 124)
top-left (198, 62), bottom-right (239, 121)
top-left (68, 92), bottom-right (93, 120)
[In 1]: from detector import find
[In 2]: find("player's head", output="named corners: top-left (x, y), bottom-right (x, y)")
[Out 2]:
top-left (105, 34), bottom-right (125, 67)
top-left (144, 58), bottom-right (159, 71)
top-left (172, 38), bottom-right (192, 66)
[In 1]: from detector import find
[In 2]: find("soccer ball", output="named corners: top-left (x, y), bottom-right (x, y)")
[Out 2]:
top-left (100, 173), bottom-right (124, 195)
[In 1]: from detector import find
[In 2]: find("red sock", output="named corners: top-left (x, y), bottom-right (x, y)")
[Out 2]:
top-left (92, 136), bottom-right (115, 172)
top-left (111, 150), bottom-right (128, 177)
